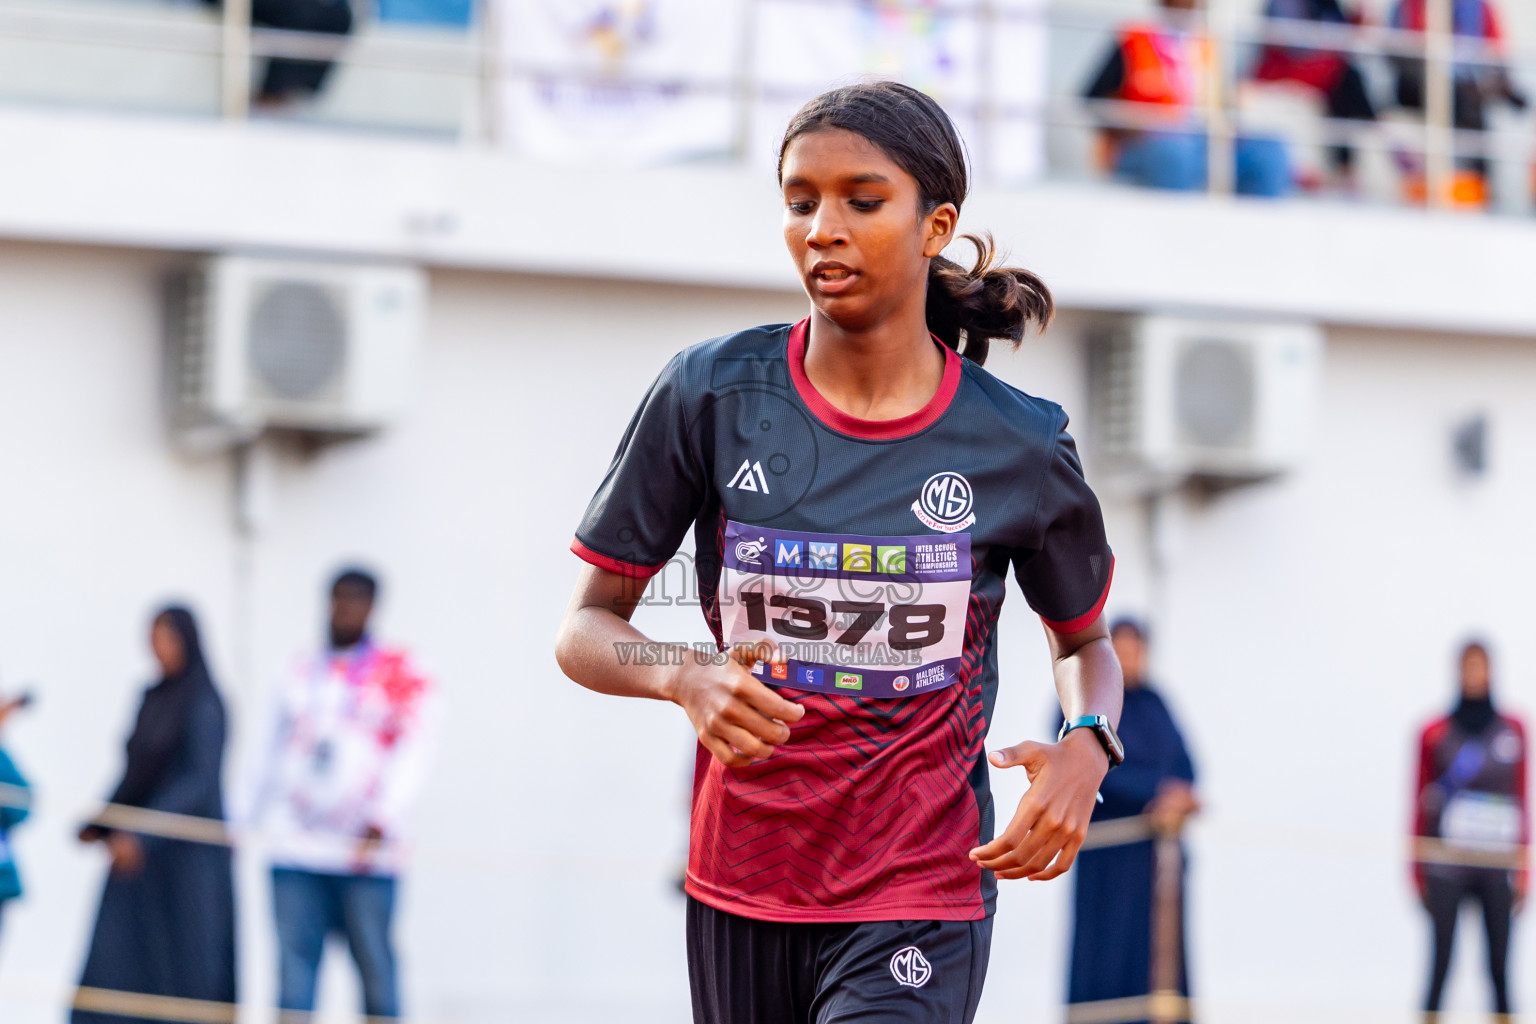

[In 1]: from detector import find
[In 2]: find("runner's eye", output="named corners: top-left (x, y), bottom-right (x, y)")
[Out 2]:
top-left (850, 198), bottom-right (884, 212)
top-left (787, 199), bottom-right (815, 215)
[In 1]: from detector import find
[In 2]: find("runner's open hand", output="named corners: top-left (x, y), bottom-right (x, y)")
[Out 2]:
top-left (669, 641), bottom-right (805, 768)
top-left (968, 729), bottom-right (1109, 881)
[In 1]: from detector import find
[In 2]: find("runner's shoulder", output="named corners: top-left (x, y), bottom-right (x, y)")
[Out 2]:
top-left (663, 323), bottom-right (794, 403)
top-left (957, 357), bottom-right (1070, 445)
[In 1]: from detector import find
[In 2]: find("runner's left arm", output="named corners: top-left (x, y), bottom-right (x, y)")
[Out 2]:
top-left (971, 616), bottom-right (1120, 881)
top-left (971, 417), bottom-right (1121, 882)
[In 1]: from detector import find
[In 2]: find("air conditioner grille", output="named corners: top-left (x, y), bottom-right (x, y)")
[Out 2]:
top-left (174, 270), bottom-right (210, 412)
top-left (1090, 331), bottom-right (1140, 459)
top-left (247, 281), bottom-right (347, 402)
top-left (1174, 339), bottom-right (1254, 449)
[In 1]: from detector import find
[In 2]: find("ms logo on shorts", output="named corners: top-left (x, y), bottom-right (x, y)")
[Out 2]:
top-left (889, 945), bottom-right (932, 988)
top-left (912, 471), bottom-right (976, 533)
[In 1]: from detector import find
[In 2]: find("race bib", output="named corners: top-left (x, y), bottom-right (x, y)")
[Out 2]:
top-left (720, 520), bottom-right (972, 699)
top-left (1442, 792), bottom-right (1522, 851)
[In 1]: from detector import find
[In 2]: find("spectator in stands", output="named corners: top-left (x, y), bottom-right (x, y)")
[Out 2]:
top-left (0, 691), bottom-right (31, 947)
top-left (1065, 618), bottom-right (1199, 1023)
top-left (1414, 640), bottom-right (1526, 1020)
top-left (1389, 0), bottom-right (1527, 205)
top-left (1084, 0), bottom-right (1291, 196)
top-left (202, 0), bottom-right (355, 105)
top-left (72, 607), bottom-right (237, 1024)
top-left (249, 568), bottom-right (438, 1023)
top-left (1252, 0), bottom-right (1378, 190)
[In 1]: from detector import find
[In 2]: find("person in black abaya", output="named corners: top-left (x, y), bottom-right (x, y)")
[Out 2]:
top-left (1064, 618), bottom-right (1200, 1024)
top-left (72, 606), bottom-right (237, 1024)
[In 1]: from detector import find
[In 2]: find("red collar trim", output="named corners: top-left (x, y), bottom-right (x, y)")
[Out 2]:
top-left (786, 319), bottom-right (963, 440)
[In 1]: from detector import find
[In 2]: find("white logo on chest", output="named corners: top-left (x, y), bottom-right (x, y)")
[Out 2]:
top-left (912, 471), bottom-right (975, 533)
top-left (727, 458), bottom-right (771, 494)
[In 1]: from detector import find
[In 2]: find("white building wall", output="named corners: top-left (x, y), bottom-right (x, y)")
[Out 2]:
top-left (0, 240), bottom-right (1531, 1024)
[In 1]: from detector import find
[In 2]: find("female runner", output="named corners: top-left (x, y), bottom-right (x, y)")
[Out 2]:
top-left (556, 81), bottom-right (1124, 1024)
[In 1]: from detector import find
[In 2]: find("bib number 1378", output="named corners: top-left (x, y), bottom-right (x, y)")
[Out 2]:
top-left (738, 593), bottom-right (945, 650)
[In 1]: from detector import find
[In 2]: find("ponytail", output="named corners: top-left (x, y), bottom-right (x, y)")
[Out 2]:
top-left (925, 233), bottom-right (1054, 366)
top-left (780, 83), bottom-right (1054, 366)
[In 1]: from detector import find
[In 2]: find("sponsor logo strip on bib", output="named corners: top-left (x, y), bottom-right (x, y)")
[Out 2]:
top-left (721, 520), bottom-right (972, 699)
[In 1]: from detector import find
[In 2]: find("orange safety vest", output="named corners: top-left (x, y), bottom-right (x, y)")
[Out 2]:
top-left (1115, 24), bottom-right (1201, 107)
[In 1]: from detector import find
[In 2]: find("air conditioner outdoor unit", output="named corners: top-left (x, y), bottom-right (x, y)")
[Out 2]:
top-left (168, 255), bottom-right (426, 450)
top-left (1088, 314), bottom-right (1322, 487)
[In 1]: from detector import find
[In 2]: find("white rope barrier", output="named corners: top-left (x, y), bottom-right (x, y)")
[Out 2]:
top-left (1, 788), bottom-right (1525, 1024)
top-left (71, 986), bottom-right (238, 1024)
top-left (1067, 991), bottom-right (1193, 1024)
top-left (1, 789), bottom-right (1524, 870)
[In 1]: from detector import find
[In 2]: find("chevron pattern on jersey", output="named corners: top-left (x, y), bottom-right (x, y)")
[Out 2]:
top-left (686, 566), bottom-right (1001, 922)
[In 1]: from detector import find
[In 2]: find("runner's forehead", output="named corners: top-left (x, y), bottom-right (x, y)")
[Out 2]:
top-left (780, 129), bottom-right (909, 188)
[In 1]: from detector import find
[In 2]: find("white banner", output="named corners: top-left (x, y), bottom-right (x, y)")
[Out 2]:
top-left (493, 0), bottom-right (1048, 181)
top-left (749, 0), bottom-right (1046, 181)
top-left (497, 0), bottom-right (743, 165)
top-left (754, 0), bottom-right (982, 103)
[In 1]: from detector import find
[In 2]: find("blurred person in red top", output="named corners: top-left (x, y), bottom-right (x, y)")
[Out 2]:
top-left (1251, 0), bottom-right (1377, 190)
top-left (1414, 640), bottom-right (1527, 1019)
top-left (1084, 0), bottom-right (1292, 196)
top-left (1389, 0), bottom-right (1527, 204)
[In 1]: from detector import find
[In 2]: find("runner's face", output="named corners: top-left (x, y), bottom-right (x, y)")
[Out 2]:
top-left (780, 128), bottom-right (956, 333)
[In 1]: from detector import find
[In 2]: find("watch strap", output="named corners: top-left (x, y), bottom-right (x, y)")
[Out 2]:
top-left (1058, 714), bottom-right (1125, 767)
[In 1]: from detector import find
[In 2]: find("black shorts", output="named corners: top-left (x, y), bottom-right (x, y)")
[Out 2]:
top-left (686, 896), bottom-right (992, 1024)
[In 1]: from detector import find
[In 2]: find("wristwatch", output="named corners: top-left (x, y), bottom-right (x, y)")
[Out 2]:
top-left (1058, 714), bottom-right (1125, 768)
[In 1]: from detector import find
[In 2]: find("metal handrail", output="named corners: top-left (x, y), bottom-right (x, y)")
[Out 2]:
top-left (0, 0), bottom-right (1530, 203)
top-left (3, 1), bottom-right (1529, 76)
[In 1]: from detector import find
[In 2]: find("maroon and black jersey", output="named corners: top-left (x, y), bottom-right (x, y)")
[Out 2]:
top-left (573, 320), bottom-right (1113, 922)
top-left (1414, 710), bottom-right (1529, 887)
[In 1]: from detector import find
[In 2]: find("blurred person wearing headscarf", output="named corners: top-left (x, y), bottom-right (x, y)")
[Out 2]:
top-left (0, 690), bottom-right (33, 945)
top-left (1063, 618), bottom-right (1199, 1024)
top-left (1415, 640), bottom-right (1527, 1021)
top-left (248, 568), bottom-right (438, 1022)
top-left (72, 606), bottom-right (237, 1024)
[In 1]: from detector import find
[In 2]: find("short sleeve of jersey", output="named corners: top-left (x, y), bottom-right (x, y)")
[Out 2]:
top-left (1013, 421), bottom-right (1114, 632)
top-left (572, 353), bottom-right (705, 578)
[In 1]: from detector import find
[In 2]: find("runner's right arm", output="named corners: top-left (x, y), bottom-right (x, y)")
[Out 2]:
top-left (557, 564), bottom-right (805, 767)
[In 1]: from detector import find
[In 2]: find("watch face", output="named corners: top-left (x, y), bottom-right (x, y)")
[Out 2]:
top-left (1096, 721), bottom-right (1126, 765)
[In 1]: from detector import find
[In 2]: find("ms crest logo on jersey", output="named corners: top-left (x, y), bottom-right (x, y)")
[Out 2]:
top-left (912, 471), bottom-right (976, 533)
top-left (889, 946), bottom-right (932, 988)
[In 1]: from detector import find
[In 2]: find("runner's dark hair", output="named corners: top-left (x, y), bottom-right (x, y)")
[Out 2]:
top-left (778, 80), bottom-right (1053, 366)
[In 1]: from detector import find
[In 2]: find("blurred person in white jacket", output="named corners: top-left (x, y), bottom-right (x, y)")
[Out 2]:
top-left (250, 567), bottom-right (438, 1022)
